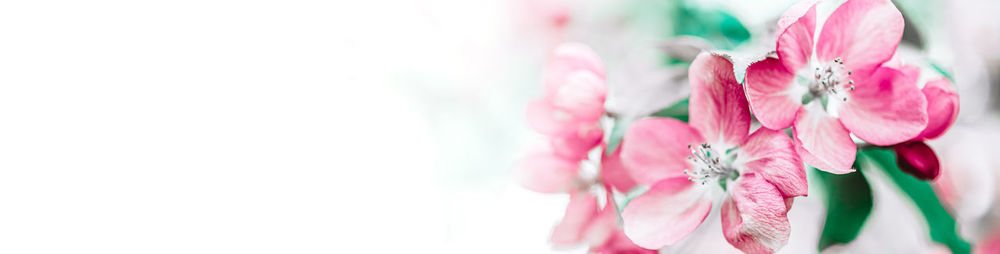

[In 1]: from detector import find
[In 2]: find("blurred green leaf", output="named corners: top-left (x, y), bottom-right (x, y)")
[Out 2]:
top-left (859, 149), bottom-right (971, 254)
top-left (817, 166), bottom-right (873, 251)
top-left (650, 97), bottom-right (689, 122)
top-left (671, 6), bottom-right (750, 50)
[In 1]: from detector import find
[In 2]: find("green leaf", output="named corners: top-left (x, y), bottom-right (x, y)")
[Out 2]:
top-left (859, 149), bottom-right (971, 254)
top-left (817, 167), bottom-right (874, 251)
top-left (671, 6), bottom-right (750, 50)
top-left (650, 98), bottom-right (689, 122)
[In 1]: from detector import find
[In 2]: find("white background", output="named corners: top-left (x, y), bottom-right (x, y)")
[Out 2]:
top-left (0, 0), bottom-right (544, 253)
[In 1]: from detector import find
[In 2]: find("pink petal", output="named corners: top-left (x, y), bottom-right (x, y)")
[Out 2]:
top-left (839, 66), bottom-right (928, 146)
top-left (916, 78), bottom-right (959, 140)
top-left (594, 230), bottom-right (658, 254)
top-left (622, 177), bottom-right (712, 250)
top-left (514, 149), bottom-right (579, 193)
top-left (775, 0), bottom-right (819, 71)
top-left (551, 70), bottom-right (607, 122)
top-left (744, 57), bottom-right (804, 129)
top-left (620, 118), bottom-right (704, 185)
top-left (552, 193), bottom-right (600, 245)
top-left (526, 99), bottom-right (577, 136)
top-left (602, 143), bottom-right (638, 192)
top-left (720, 173), bottom-right (792, 254)
top-left (689, 52), bottom-right (750, 148)
top-left (737, 128), bottom-right (808, 197)
top-left (549, 123), bottom-right (604, 161)
top-left (816, 0), bottom-right (904, 79)
top-left (792, 103), bottom-right (856, 174)
top-left (544, 43), bottom-right (605, 95)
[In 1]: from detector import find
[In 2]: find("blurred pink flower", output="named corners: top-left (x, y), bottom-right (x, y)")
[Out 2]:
top-left (552, 191), bottom-right (656, 254)
top-left (744, 0), bottom-right (927, 174)
top-left (525, 42), bottom-right (606, 162)
top-left (619, 53), bottom-right (806, 253)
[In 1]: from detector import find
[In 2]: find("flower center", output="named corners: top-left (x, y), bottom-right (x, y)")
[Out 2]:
top-left (809, 57), bottom-right (854, 102)
top-left (683, 143), bottom-right (737, 186)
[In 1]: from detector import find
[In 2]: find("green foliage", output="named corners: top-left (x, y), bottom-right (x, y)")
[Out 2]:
top-left (816, 166), bottom-right (873, 251)
top-left (859, 149), bottom-right (971, 254)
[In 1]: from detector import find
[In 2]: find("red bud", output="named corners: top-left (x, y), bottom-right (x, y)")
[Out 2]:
top-left (894, 141), bottom-right (941, 180)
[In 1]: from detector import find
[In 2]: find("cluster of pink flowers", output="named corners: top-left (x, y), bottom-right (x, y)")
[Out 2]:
top-left (517, 0), bottom-right (960, 253)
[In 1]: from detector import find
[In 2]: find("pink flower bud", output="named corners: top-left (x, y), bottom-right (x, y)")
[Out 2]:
top-left (894, 141), bottom-right (941, 180)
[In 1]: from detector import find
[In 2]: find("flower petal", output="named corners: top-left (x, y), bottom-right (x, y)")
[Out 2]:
top-left (622, 177), bottom-right (712, 250)
top-left (737, 128), bottom-right (808, 197)
top-left (602, 143), bottom-right (638, 192)
top-left (620, 118), bottom-right (704, 185)
top-left (775, 0), bottom-right (819, 71)
top-left (720, 173), bottom-right (791, 254)
top-left (552, 193), bottom-right (600, 245)
top-left (792, 103), bottom-right (856, 174)
top-left (549, 123), bottom-right (603, 161)
top-left (545, 43), bottom-right (605, 95)
top-left (839, 66), bottom-right (928, 146)
top-left (916, 78), bottom-right (959, 140)
top-left (552, 70), bottom-right (607, 122)
top-left (526, 99), bottom-right (577, 136)
top-left (514, 148), bottom-right (579, 193)
top-left (744, 57), bottom-right (805, 129)
top-left (816, 0), bottom-right (904, 79)
top-left (594, 230), bottom-right (659, 254)
top-left (689, 52), bottom-right (750, 149)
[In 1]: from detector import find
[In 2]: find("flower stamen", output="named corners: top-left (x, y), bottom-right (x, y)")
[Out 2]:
top-left (683, 144), bottom-right (736, 185)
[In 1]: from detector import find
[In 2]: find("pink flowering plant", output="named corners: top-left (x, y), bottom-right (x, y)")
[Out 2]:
top-left (516, 0), bottom-right (970, 253)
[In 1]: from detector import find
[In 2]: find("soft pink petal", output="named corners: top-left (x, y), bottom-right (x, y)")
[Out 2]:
top-left (775, 0), bottom-right (819, 71)
top-left (839, 66), bottom-right (928, 146)
top-left (550, 123), bottom-right (604, 161)
top-left (544, 43), bottom-right (605, 95)
top-left (620, 118), bottom-right (704, 185)
top-left (622, 177), bottom-right (712, 250)
top-left (689, 52), bottom-right (750, 148)
top-left (580, 198), bottom-right (618, 248)
top-left (551, 70), bottom-right (607, 122)
top-left (526, 99), bottom-right (578, 135)
top-left (744, 57), bottom-right (804, 129)
top-left (602, 143), bottom-right (638, 192)
top-left (515, 149), bottom-right (579, 193)
top-left (552, 193), bottom-right (600, 245)
top-left (792, 103), bottom-right (856, 174)
top-left (737, 128), bottom-right (808, 197)
top-left (816, 0), bottom-right (904, 79)
top-left (916, 78), bottom-right (959, 140)
top-left (594, 230), bottom-right (659, 254)
top-left (720, 173), bottom-right (791, 254)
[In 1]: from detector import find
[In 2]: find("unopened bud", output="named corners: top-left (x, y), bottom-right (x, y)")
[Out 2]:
top-left (894, 141), bottom-right (941, 180)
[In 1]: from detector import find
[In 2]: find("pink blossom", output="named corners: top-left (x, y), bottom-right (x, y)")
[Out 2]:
top-left (744, 0), bottom-right (928, 173)
top-left (620, 53), bottom-right (806, 253)
top-left (891, 78), bottom-right (959, 180)
top-left (552, 190), bottom-right (656, 253)
top-left (525, 42), bottom-right (607, 162)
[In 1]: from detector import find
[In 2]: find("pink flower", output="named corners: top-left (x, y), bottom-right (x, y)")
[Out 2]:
top-left (517, 42), bottom-right (607, 193)
top-left (619, 53), bottom-right (806, 253)
top-left (893, 78), bottom-right (960, 180)
top-left (526, 42), bottom-right (607, 162)
top-left (552, 190), bottom-right (656, 254)
top-left (744, 0), bottom-right (928, 173)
